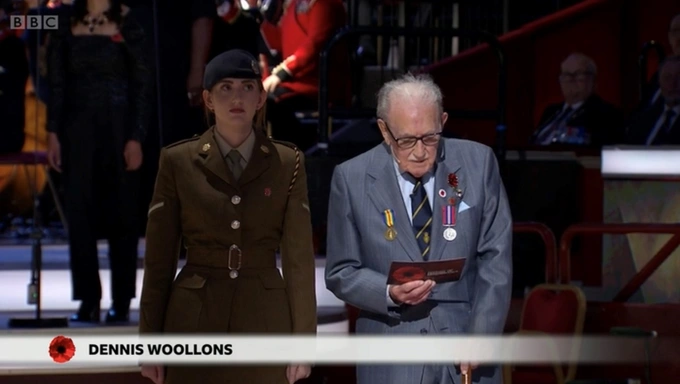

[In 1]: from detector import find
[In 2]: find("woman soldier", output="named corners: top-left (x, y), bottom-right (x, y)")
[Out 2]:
top-left (139, 49), bottom-right (316, 384)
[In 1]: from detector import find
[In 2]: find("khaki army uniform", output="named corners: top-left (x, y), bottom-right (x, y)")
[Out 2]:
top-left (139, 127), bottom-right (317, 383)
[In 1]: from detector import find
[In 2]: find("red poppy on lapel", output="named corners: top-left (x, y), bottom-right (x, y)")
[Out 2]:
top-left (448, 173), bottom-right (458, 189)
top-left (111, 33), bottom-right (124, 43)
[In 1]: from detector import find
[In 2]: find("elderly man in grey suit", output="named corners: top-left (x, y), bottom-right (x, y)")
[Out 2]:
top-left (324, 73), bottom-right (513, 384)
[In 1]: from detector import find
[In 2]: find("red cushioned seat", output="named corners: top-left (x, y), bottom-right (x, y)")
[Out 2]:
top-left (503, 284), bottom-right (586, 384)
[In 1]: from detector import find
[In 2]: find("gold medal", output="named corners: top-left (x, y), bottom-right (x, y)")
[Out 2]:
top-left (383, 209), bottom-right (397, 241)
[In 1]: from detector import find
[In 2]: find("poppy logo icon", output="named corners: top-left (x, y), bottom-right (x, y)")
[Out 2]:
top-left (49, 336), bottom-right (76, 363)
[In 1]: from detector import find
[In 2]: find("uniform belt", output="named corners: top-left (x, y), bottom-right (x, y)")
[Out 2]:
top-left (180, 264), bottom-right (277, 279)
top-left (185, 246), bottom-right (277, 269)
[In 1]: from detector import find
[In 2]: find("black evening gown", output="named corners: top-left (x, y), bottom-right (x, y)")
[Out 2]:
top-left (46, 8), bottom-right (152, 305)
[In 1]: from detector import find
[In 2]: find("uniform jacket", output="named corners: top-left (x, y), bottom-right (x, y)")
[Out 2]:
top-left (325, 139), bottom-right (513, 384)
top-left (260, 0), bottom-right (351, 106)
top-left (139, 128), bottom-right (317, 383)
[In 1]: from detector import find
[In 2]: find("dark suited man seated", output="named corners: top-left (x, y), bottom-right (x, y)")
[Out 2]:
top-left (531, 53), bottom-right (623, 148)
top-left (626, 55), bottom-right (680, 145)
top-left (641, 13), bottom-right (680, 109)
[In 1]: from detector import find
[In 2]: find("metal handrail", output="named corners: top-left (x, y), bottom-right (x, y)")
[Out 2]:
top-left (638, 40), bottom-right (666, 102)
top-left (558, 223), bottom-right (680, 302)
top-left (513, 222), bottom-right (558, 284)
top-left (317, 26), bottom-right (507, 158)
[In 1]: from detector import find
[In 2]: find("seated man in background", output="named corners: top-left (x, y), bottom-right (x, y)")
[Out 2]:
top-left (531, 52), bottom-right (623, 148)
top-left (0, 0), bottom-right (29, 155)
top-left (260, 0), bottom-right (351, 152)
top-left (640, 13), bottom-right (680, 109)
top-left (626, 55), bottom-right (680, 145)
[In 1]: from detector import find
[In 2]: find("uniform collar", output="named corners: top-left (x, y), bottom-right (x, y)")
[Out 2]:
top-left (213, 126), bottom-right (256, 163)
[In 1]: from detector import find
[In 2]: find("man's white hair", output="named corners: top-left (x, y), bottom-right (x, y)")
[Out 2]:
top-left (376, 73), bottom-right (444, 124)
top-left (562, 52), bottom-right (597, 75)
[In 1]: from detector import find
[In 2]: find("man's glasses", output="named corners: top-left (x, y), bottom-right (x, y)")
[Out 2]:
top-left (382, 121), bottom-right (442, 149)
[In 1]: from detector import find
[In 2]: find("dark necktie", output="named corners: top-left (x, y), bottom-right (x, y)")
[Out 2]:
top-left (411, 178), bottom-right (432, 260)
top-left (651, 109), bottom-right (677, 145)
top-left (227, 150), bottom-right (243, 180)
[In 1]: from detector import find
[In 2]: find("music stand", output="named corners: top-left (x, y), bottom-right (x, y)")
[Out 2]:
top-left (6, 2), bottom-right (68, 328)
top-left (7, 212), bottom-right (69, 328)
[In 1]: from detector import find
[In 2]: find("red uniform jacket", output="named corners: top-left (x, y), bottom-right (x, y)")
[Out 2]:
top-left (261, 0), bottom-right (351, 107)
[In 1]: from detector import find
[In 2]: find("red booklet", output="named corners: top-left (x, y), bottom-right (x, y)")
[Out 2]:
top-left (387, 258), bottom-right (466, 284)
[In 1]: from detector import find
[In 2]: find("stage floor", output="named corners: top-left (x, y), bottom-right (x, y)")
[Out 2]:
top-left (0, 240), bottom-right (348, 376)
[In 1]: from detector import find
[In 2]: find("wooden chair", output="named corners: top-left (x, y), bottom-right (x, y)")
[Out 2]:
top-left (503, 284), bottom-right (587, 384)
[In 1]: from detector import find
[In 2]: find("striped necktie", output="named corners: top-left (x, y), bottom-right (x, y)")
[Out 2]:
top-left (411, 178), bottom-right (432, 260)
top-left (535, 106), bottom-right (573, 144)
top-left (651, 109), bottom-right (677, 145)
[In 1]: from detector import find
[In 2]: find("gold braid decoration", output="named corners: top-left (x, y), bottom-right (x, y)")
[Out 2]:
top-left (288, 148), bottom-right (300, 196)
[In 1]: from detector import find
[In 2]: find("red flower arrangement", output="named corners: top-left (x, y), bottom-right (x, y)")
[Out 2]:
top-left (391, 266), bottom-right (426, 284)
top-left (49, 335), bottom-right (76, 363)
top-left (111, 33), bottom-right (124, 43)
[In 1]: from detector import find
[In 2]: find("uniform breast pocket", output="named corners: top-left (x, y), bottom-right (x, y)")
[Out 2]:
top-left (163, 274), bottom-right (206, 333)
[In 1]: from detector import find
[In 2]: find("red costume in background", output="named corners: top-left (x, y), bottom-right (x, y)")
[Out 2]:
top-left (261, 0), bottom-right (351, 107)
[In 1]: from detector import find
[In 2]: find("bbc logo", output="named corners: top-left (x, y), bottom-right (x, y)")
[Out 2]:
top-left (9, 15), bottom-right (59, 30)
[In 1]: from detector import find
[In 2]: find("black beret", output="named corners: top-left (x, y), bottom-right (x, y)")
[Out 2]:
top-left (203, 49), bottom-right (261, 90)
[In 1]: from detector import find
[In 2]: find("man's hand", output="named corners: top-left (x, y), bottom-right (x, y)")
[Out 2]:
top-left (286, 364), bottom-right (311, 383)
top-left (124, 140), bottom-right (143, 171)
top-left (263, 74), bottom-right (282, 93)
top-left (140, 365), bottom-right (164, 384)
top-left (460, 362), bottom-right (478, 375)
top-left (389, 280), bottom-right (435, 305)
top-left (46, 132), bottom-right (62, 173)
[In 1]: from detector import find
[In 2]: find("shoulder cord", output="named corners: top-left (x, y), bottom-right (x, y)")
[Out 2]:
top-left (278, 148), bottom-right (301, 254)
top-left (287, 148), bottom-right (301, 197)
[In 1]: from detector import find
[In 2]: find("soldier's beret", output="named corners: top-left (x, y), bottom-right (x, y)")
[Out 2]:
top-left (203, 49), bottom-right (261, 90)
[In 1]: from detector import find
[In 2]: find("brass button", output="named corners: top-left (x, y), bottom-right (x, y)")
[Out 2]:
top-left (231, 220), bottom-right (240, 229)
top-left (231, 195), bottom-right (241, 205)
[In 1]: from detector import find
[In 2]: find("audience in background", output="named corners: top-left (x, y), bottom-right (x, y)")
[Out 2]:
top-left (260, 0), bottom-right (351, 151)
top-left (0, 0), bottom-right (29, 155)
top-left (640, 13), bottom-right (680, 110)
top-left (626, 55), bottom-right (680, 145)
top-left (531, 53), bottom-right (623, 148)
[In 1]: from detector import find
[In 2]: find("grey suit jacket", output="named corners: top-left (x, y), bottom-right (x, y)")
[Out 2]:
top-left (324, 139), bottom-right (513, 384)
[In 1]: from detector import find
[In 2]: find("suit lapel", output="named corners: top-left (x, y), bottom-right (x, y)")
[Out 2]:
top-left (239, 132), bottom-right (272, 187)
top-left (195, 129), bottom-right (237, 192)
top-left (430, 143), bottom-right (462, 261)
top-left (367, 145), bottom-right (421, 261)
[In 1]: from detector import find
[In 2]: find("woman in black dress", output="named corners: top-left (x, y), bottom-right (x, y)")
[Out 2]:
top-left (45, 0), bottom-right (152, 323)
